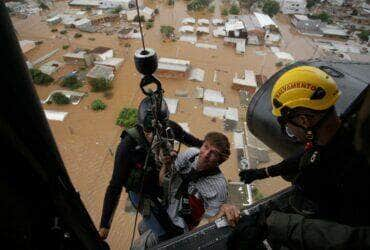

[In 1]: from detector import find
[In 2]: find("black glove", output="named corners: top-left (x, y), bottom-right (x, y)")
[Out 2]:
top-left (239, 168), bottom-right (268, 184)
top-left (227, 207), bottom-right (268, 250)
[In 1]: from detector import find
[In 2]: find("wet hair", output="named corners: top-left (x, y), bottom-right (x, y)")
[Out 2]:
top-left (204, 132), bottom-right (230, 163)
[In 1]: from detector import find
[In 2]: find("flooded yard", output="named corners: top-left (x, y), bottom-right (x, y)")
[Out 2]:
top-left (10, 1), bottom-right (325, 248)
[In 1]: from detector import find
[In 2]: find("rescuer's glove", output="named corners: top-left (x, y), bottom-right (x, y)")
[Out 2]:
top-left (239, 168), bottom-right (268, 184)
top-left (227, 207), bottom-right (269, 250)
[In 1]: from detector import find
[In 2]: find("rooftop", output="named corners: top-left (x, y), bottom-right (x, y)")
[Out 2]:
top-left (320, 26), bottom-right (348, 37)
top-left (64, 51), bottom-right (87, 59)
top-left (90, 46), bottom-right (112, 54)
top-left (225, 21), bottom-right (245, 32)
top-left (69, 0), bottom-right (99, 6)
top-left (87, 65), bottom-right (114, 79)
top-left (182, 17), bottom-right (196, 24)
top-left (233, 70), bottom-right (257, 87)
top-left (254, 12), bottom-right (278, 29)
top-left (158, 58), bottom-right (190, 72)
top-left (198, 19), bottom-right (209, 25)
top-left (179, 25), bottom-right (194, 33)
top-left (73, 18), bottom-right (90, 26)
top-left (294, 14), bottom-right (309, 21)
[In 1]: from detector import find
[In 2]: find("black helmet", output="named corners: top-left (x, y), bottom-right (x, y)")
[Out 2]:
top-left (138, 97), bottom-right (170, 130)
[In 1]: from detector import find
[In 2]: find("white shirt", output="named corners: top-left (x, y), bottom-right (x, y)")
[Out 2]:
top-left (167, 148), bottom-right (228, 230)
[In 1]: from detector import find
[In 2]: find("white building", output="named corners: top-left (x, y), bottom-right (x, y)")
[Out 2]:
top-left (69, 0), bottom-right (100, 8)
top-left (122, 6), bottom-right (153, 21)
top-left (19, 40), bottom-right (36, 54)
top-left (179, 25), bottom-right (195, 33)
top-left (232, 70), bottom-right (257, 93)
top-left (98, 0), bottom-right (133, 9)
top-left (94, 58), bottom-right (124, 70)
top-left (254, 12), bottom-right (278, 30)
top-left (181, 17), bottom-right (196, 25)
top-left (156, 58), bottom-right (191, 78)
top-left (291, 14), bottom-right (323, 35)
top-left (280, 0), bottom-right (307, 15)
top-left (327, 0), bottom-right (344, 6)
top-left (46, 15), bottom-right (62, 25)
top-left (196, 26), bottom-right (210, 34)
top-left (87, 65), bottom-right (115, 81)
top-left (212, 18), bottom-right (224, 26)
top-left (90, 47), bottom-right (114, 61)
top-left (198, 18), bottom-right (210, 26)
top-left (141, 6), bottom-right (154, 21)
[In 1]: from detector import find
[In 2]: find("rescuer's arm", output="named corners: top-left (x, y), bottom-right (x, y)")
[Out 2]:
top-left (240, 153), bottom-right (301, 184)
top-left (99, 137), bottom-right (133, 239)
top-left (267, 211), bottom-right (370, 249)
top-left (168, 120), bottom-right (203, 148)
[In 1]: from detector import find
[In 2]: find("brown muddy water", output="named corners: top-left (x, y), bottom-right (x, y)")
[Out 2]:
top-left (11, 1), bottom-right (320, 249)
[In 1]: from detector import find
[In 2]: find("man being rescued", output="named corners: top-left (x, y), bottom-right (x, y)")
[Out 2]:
top-left (132, 132), bottom-right (240, 249)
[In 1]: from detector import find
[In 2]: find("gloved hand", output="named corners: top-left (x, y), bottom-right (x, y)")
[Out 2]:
top-left (227, 208), bottom-right (269, 250)
top-left (239, 168), bottom-right (268, 184)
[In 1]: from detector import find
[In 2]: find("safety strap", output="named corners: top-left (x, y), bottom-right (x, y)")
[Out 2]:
top-left (175, 166), bottom-right (221, 199)
top-left (148, 197), bottom-right (184, 238)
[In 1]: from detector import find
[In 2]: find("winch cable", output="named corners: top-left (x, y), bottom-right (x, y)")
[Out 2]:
top-left (129, 0), bottom-right (149, 247)
top-left (129, 1), bottom-right (176, 246)
top-left (134, 0), bottom-right (146, 51)
top-left (129, 93), bottom-right (171, 249)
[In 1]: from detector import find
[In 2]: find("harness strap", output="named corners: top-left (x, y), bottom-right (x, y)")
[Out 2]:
top-left (175, 166), bottom-right (221, 199)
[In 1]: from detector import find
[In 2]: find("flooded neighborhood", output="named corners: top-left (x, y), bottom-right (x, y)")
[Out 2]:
top-left (6, 0), bottom-right (370, 249)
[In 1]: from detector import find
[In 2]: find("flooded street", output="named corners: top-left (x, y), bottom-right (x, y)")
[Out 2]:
top-left (10, 1), bottom-right (322, 249)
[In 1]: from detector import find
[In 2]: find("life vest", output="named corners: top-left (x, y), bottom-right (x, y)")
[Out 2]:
top-left (121, 127), bottom-right (158, 195)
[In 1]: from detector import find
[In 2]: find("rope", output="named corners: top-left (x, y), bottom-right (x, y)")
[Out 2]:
top-left (134, 0), bottom-right (146, 51)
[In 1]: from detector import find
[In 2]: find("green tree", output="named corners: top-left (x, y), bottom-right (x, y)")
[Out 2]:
top-left (91, 99), bottom-right (107, 111)
top-left (187, 0), bottom-right (210, 11)
top-left (306, 0), bottom-right (319, 9)
top-left (221, 8), bottom-right (229, 16)
top-left (358, 30), bottom-right (370, 42)
top-left (111, 5), bottom-right (122, 14)
top-left (89, 78), bottom-right (113, 92)
top-left (30, 69), bottom-right (54, 85)
top-left (262, 0), bottom-right (280, 17)
top-left (310, 12), bottom-right (332, 23)
top-left (51, 93), bottom-right (70, 105)
top-left (61, 75), bottom-right (82, 90)
top-left (133, 15), bottom-right (145, 22)
top-left (229, 4), bottom-right (240, 15)
top-left (62, 45), bottom-right (69, 50)
top-left (60, 30), bottom-right (67, 34)
top-left (146, 20), bottom-right (154, 29)
top-left (74, 33), bottom-right (82, 38)
top-left (116, 108), bottom-right (138, 128)
top-left (160, 25), bottom-right (175, 38)
top-left (38, 1), bottom-right (49, 10)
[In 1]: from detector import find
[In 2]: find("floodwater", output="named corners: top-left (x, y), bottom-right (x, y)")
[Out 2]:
top-left (10, 1), bottom-right (321, 249)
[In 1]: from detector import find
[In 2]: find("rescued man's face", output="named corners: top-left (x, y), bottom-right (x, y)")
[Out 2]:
top-left (198, 141), bottom-right (222, 169)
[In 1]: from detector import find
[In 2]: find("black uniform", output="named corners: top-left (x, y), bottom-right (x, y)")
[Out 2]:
top-left (269, 116), bottom-right (370, 248)
top-left (234, 116), bottom-right (370, 249)
top-left (100, 121), bottom-right (203, 229)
